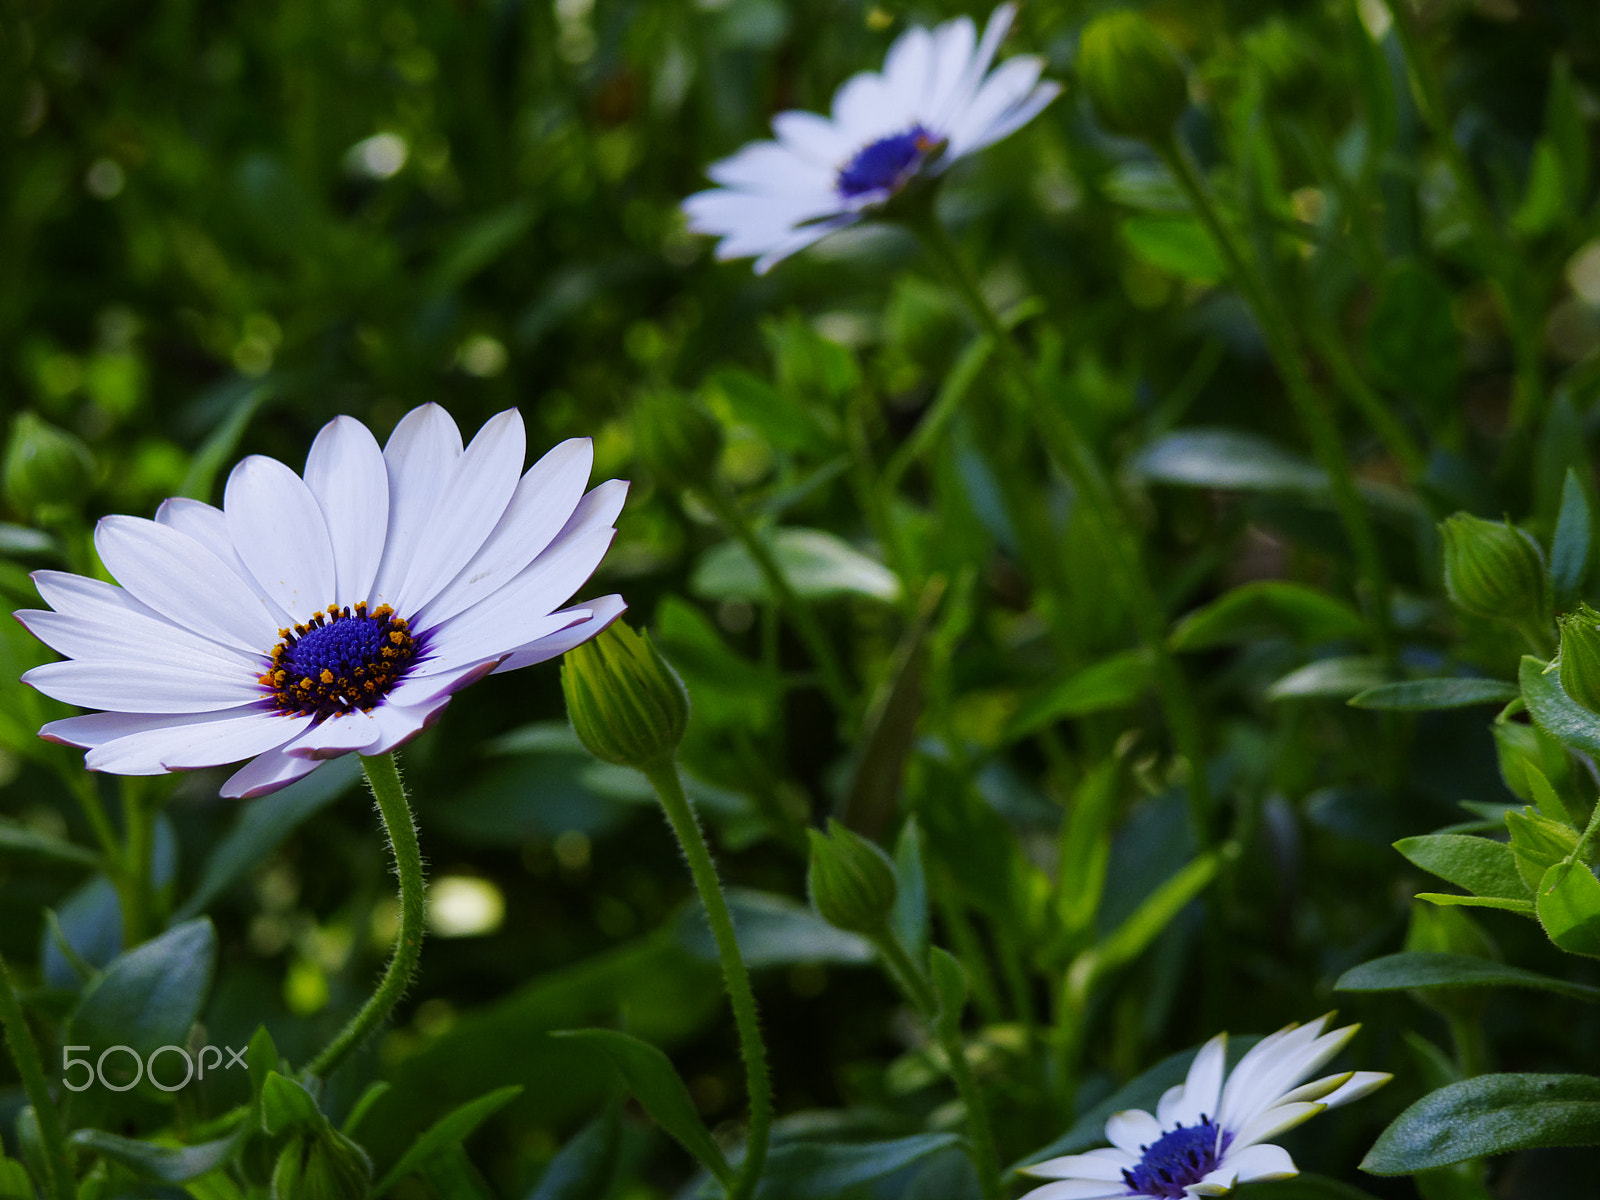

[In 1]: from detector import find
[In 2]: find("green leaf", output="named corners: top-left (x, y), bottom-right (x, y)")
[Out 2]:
top-left (552, 1030), bottom-right (732, 1186)
top-left (342, 1081), bottom-right (391, 1140)
top-left (527, 1109), bottom-right (619, 1200)
top-left (1350, 679), bottom-right (1519, 711)
top-left (1520, 654), bottom-right (1600, 755)
top-left (1512, 141), bottom-right (1565, 238)
top-left (261, 1072), bottom-right (324, 1136)
top-left (1365, 262), bottom-right (1461, 408)
top-left (1362, 1073), bottom-right (1600, 1173)
top-left (176, 756), bottom-right (360, 920)
top-left (179, 382), bottom-right (271, 502)
top-left (709, 368), bottom-right (834, 455)
top-left (68, 917), bottom-right (216, 1064)
top-left (1507, 806), bottom-right (1580, 891)
top-left (1415, 893), bottom-right (1536, 914)
top-left (1335, 952), bottom-right (1600, 1001)
top-left (69, 1128), bottom-right (242, 1184)
top-left (691, 528), bottom-right (900, 604)
top-left (673, 889), bottom-right (873, 968)
top-left (1266, 657), bottom-right (1390, 701)
top-left (1537, 861), bottom-right (1600, 959)
top-left (373, 1085), bottom-right (523, 1194)
top-left (1005, 649), bottom-right (1152, 738)
top-left (427, 200), bottom-right (536, 293)
top-left (1120, 214), bottom-right (1224, 281)
top-left (1394, 834), bottom-right (1531, 900)
top-left (1551, 467), bottom-right (1592, 607)
top-left (0, 1151), bottom-right (32, 1200)
top-left (891, 818), bottom-right (929, 964)
top-left (1132, 429), bottom-right (1327, 494)
top-left (1170, 581), bottom-right (1366, 650)
top-left (751, 1133), bottom-right (960, 1200)
top-left (0, 818), bottom-right (98, 867)
top-left (929, 947), bottom-right (968, 1040)
top-left (1075, 851), bottom-right (1220, 997)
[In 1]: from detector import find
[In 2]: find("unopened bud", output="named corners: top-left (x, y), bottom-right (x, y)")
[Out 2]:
top-left (270, 1129), bottom-right (372, 1200)
top-left (807, 819), bottom-right (898, 936)
top-left (634, 392), bottom-right (722, 490)
top-left (1077, 12), bottom-right (1189, 142)
top-left (562, 621), bottom-right (689, 769)
top-left (1560, 604), bottom-right (1600, 713)
top-left (1438, 513), bottom-right (1546, 625)
top-left (4, 413), bottom-right (94, 517)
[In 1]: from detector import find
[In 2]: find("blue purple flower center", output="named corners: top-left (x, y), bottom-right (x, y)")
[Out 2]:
top-left (260, 602), bottom-right (418, 717)
top-left (1121, 1116), bottom-right (1229, 1199)
top-left (836, 125), bottom-right (938, 197)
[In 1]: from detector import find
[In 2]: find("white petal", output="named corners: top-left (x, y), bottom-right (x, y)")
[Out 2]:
top-left (491, 594), bottom-right (626, 673)
top-left (1228, 1102), bottom-right (1326, 1151)
top-left (945, 55), bottom-right (1044, 156)
top-left (393, 408), bottom-right (527, 615)
top-left (282, 711), bottom-right (387, 761)
top-left (1217, 1017), bottom-right (1332, 1128)
top-left (86, 710), bottom-right (307, 773)
top-left (1104, 1109), bottom-right (1163, 1155)
top-left (1230, 1022), bottom-right (1356, 1128)
top-left (1016, 1182), bottom-right (1130, 1200)
top-left (1277, 1071), bottom-right (1353, 1106)
top-left (832, 69), bottom-right (904, 143)
top-left (1223, 1142), bottom-right (1297, 1183)
top-left (752, 218), bottom-right (857, 273)
top-left (372, 659), bottom-right (503, 710)
top-left (949, 80), bottom-right (1060, 158)
top-left (94, 515), bottom-right (281, 653)
top-left (1320, 1071), bottom-right (1392, 1108)
top-left (369, 404), bottom-right (464, 608)
top-left (32, 568), bottom-right (160, 623)
top-left (354, 694), bottom-right (453, 757)
top-left (950, 1), bottom-right (1016, 114)
top-left (304, 416), bottom-right (390, 606)
top-left (224, 454), bottom-right (337, 624)
top-left (414, 437), bottom-right (595, 628)
top-left (923, 14), bottom-right (978, 125)
top-left (1162, 1033), bottom-right (1227, 1128)
top-left (41, 708), bottom-right (260, 749)
top-left (155, 498), bottom-right (294, 627)
top-left (221, 746), bottom-right (322, 798)
top-left (24, 659), bottom-right (264, 714)
top-left (1022, 1148), bottom-right (1132, 1182)
top-left (772, 110), bottom-right (855, 167)
top-left (707, 140), bottom-right (833, 195)
top-left (882, 25), bottom-right (935, 120)
top-left (16, 609), bottom-right (256, 678)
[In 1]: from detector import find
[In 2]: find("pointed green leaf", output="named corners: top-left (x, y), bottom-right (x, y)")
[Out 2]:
top-left (1520, 654), bottom-right (1600, 755)
top-left (1132, 429), bottom-right (1327, 494)
top-left (69, 1127), bottom-right (244, 1184)
top-left (1171, 582), bottom-right (1367, 650)
top-left (1006, 649), bottom-right (1152, 738)
top-left (1335, 952), bottom-right (1600, 1001)
top-left (752, 1133), bottom-right (960, 1200)
top-left (1267, 657), bottom-right (1390, 701)
top-left (374, 1085), bottom-right (523, 1195)
top-left (1362, 1074), bottom-right (1600, 1173)
top-left (262, 1072), bottom-right (324, 1136)
top-left (1508, 807), bottom-right (1580, 891)
top-left (552, 1030), bottom-right (732, 1186)
top-left (1120, 214), bottom-right (1225, 281)
top-left (1538, 861), bottom-right (1600, 958)
top-left (709, 369), bottom-right (834, 455)
top-left (0, 819), bottom-right (98, 868)
top-left (528, 1109), bottom-right (619, 1200)
top-left (1394, 834), bottom-right (1531, 900)
top-left (68, 917), bottom-right (216, 1064)
top-left (1350, 678), bottom-right (1518, 711)
top-left (1552, 467), bottom-right (1592, 607)
top-left (1416, 893), bottom-right (1536, 915)
top-left (692, 528), bottom-right (900, 604)
top-left (929, 947), bottom-right (968, 1040)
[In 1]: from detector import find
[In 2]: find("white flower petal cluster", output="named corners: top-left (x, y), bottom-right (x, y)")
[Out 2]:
top-left (1021, 1016), bottom-right (1391, 1199)
top-left (18, 404), bottom-right (626, 798)
top-left (683, 3), bottom-right (1060, 273)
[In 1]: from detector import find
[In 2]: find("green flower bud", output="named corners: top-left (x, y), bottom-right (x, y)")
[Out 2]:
top-left (562, 621), bottom-right (690, 768)
top-left (806, 818), bottom-right (898, 936)
top-left (1560, 604), bottom-right (1600, 713)
top-left (1077, 12), bottom-right (1189, 142)
top-left (634, 391), bottom-right (723, 490)
top-left (270, 1129), bottom-right (372, 1200)
top-left (1438, 513), bottom-right (1546, 624)
top-left (3, 412), bottom-right (94, 517)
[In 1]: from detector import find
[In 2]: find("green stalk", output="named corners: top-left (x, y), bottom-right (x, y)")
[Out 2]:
top-left (307, 752), bottom-right (425, 1078)
top-left (0, 952), bottom-right (75, 1200)
top-left (641, 760), bottom-right (771, 1200)
top-left (872, 933), bottom-right (1004, 1200)
top-left (120, 785), bottom-right (153, 946)
top-left (695, 483), bottom-right (854, 716)
top-left (908, 213), bottom-right (1214, 838)
top-left (1157, 139), bottom-right (1395, 657)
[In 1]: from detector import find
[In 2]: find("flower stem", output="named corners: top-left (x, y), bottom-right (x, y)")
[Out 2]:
top-left (307, 752), bottom-right (425, 1079)
top-left (120, 784), bottom-right (153, 946)
top-left (640, 760), bottom-right (771, 1200)
top-left (1156, 138), bottom-right (1395, 657)
top-left (0, 951), bottom-right (75, 1200)
top-left (908, 213), bottom-right (1214, 839)
top-left (695, 483), bottom-right (854, 716)
top-left (872, 932), bottom-right (1004, 1200)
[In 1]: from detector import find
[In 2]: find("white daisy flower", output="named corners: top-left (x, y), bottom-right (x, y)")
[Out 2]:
top-left (1021, 1016), bottom-right (1391, 1199)
top-left (17, 404), bottom-right (627, 799)
top-left (682, 3), bottom-right (1060, 273)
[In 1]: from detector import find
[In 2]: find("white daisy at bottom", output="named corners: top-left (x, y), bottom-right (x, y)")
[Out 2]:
top-left (1021, 1016), bottom-right (1391, 1199)
top-left (17, 403), bottom-right (626, 798)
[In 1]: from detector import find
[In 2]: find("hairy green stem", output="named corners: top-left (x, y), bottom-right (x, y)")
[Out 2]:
top-left (873, 933), bottom-right (1004, 1200)
top-left (696, 483), bottom-right (854, 716)
top-left (909, 213), bottom-right (1214, 838)
top-left (641, 760), bottom-right (771, 1200)
top-left (307, 752), bottom-right (425, 1078)
top-left (1158, 140), bottom-right (1395, 657)
top-left (0, 952), bottom-right (75, 1200)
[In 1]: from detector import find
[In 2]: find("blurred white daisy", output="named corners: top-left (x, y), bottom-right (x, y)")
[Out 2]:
top-left (18, 404), bottom-right (627, 798)
top-left (1021, 1016), bottom-right (1390, 1199)
top-left (682, 3), bottom-right (1060, 273)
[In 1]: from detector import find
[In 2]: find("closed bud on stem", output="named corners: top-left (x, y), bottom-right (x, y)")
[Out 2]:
top-left (1560, 604), bottom-right (1600, 713)
top-left (1077, 12), bottom-right (1189, 142)
top-left (1438, 513), bottom-right (1546, 625)
top-left (807, 818), bottom-right (898, 936)
top-left (634, 391), bottom-right (723, 490)
top-left (562, 621), bottom-right (689, 769)
top-left (3, 413), bottom-right (94, 517)
top-left (270, 1128), bottom-right (373, 1200)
